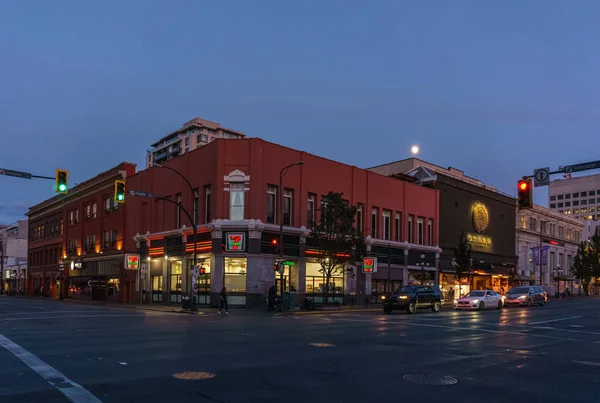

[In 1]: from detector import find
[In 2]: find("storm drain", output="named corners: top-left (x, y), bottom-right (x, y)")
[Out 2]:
top-left (173, 372), bottom-right (216, 380)
top-left (402, 374), bottom-right (458, 386)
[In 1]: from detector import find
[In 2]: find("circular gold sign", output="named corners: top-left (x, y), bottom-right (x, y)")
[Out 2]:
top-left (472, 202), bottom-right (489, 233)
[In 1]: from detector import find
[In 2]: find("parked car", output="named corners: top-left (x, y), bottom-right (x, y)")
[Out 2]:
top-left (504, 286), bottom-right (547, 307)
top-left (454, 289), bottom-right (503, 310)
top-left (382, 285), bottom-right (444, 314)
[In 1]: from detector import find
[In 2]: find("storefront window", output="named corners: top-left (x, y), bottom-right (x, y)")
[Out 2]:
top-left (108, 278), bottom-right (120, 297)
top-left (169, 261), bottom-right (183, 303)
top-left (306, 262), bottom-right (344, 304)
top-left (224, 257), bottom-right (246, 293)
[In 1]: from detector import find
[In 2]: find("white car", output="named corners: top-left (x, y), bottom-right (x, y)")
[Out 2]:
top-left (454, 290), bottom-right (503, 310)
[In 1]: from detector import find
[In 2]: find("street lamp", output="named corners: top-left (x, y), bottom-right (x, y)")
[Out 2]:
top-left (153, 163), bottom-right (199, 310)
top-left (279, 161), bottom-right (304, 296)
top-left (554, 265), bottom-right (563, 298)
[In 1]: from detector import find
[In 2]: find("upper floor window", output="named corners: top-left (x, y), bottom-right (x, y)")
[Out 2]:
top-left (395, 212), bottom-right (401, 241)
top-left (382, 210), bottom-right (390, 240)
top-left (267, 186), bottom-right (276, 224)
top-left (205, 186), bottom-right (212, 223)
top-left (356, 204), bottom-right (364, 234)
top-left (307, 194), bottom-right (316, 228)
top-left (408, 215), bottom-right (414, 243)
top-left (371, 207), bottom-right (378, 238)
top-left (92, 203), bottom-right (97, 219)
top-left (103, 231), bottom-right (110, 248)
top-left (417, 217), bottom-right (424, 245)
top-left (283, 189), bottom-right (293, 226)
top-left (176, 194), bottom-right (182, 228)
top-left (427, 218), bottom-right (433, 246)
top-left (104, 197), bottom-right (111, 213)
top-left (230, 182), bottom-right (244, 221)
top-left (85, 204), bottom-right (91, 220)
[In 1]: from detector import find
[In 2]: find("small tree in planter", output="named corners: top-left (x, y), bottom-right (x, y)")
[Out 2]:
top-left (310, 192), bottom-right (365, 304)
top-left (452, 231), bottom-right (472, 296)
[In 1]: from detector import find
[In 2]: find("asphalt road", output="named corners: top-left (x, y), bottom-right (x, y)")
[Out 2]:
top-left (1, 296), bottom-right (600, 403)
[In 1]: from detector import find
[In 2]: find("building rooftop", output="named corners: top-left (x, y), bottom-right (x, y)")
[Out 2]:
top-left (150, 117), bottom-right (246, 148)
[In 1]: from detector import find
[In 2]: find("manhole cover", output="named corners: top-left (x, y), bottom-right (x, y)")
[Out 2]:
top-left (173, 372), bottom-right (216, 380)
top-left (402, 374), bottom-right (457, 385)
top-left (310, 343), bottom-right (335, 347)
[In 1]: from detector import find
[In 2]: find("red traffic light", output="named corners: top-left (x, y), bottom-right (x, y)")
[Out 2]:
top-left (517, 178), bottom-right (533, 209)
top-left (271, 239), bottom-right (278, 245)
top-left (519, 182), bottom-right (528, 191)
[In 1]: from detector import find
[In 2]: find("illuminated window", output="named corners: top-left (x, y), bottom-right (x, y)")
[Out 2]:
top-left (230, 183), bottom-right (245, 221)
top-left (520, 215), bottom-right (527, 229)
top-left (266, 185), bottom-right (276, 224)
top-left (224, 257), bottom-right (247, 293)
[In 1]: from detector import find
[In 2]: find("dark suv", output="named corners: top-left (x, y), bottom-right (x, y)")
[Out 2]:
top-left (382, 285), bottom-right (444, 314)
top-left (504, 286), bottom-right (547, 307)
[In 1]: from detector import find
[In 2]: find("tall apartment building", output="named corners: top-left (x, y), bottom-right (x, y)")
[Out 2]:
top-left (146, 117), bottom-right (246, 168)
top-left (548, 173), bottom-right (600, 221)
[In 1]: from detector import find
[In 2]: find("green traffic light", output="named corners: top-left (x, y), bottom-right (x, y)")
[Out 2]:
top-left (58, 184), bottom-right (67, 192)
top-left (117, 194), bottom-right (124, 201)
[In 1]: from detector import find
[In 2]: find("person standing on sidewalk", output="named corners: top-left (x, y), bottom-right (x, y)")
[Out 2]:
top-left (218, 287), bottom-right (228, 315)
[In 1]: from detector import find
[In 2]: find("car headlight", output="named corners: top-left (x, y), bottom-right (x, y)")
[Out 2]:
top-left (453, 299), bottom-right (458, 304)
top-left (471, 299), bottom-right (479, 304)
top-left (518, 295), bottom-right (527, 300)
top-left (381, 296), bottom-right (385, 300)
top-left (399, 295), bottom-right (408, 299)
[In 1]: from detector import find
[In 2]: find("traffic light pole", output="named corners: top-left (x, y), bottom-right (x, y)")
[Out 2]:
top-left (152, 164), bottom-right (199, 310)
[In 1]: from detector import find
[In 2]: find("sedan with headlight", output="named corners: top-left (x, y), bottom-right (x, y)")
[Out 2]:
top-left (504, 286), bottom-right (547, 307)
top-left (454, 290), bottom-right (503, 310)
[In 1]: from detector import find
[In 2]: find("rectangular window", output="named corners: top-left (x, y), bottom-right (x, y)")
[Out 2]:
top-left (83, 235), bottom-right (90, 251)
top-left (176, 193), bottom-right (182, 228)
top-left (75, 209), bottom-right (79, 224)
top-left (204, 186), bottom-right (211, 223)
top-left (69, 211), bottom-right (74, 226)
top-left (103, 231), bottom-right (110, 248)
top-left (111, 230), bottom-right (118, 247)
top-left (565, 201), bottom-right (571, 207)
top-left (283, 189), bottom-right (293, 226)
top-left (371, 207), bottom-right (378, 238)
top-left (67, 238), bottom-right (74, 253)
top-left (417, 217), bottom-right (424, 245)
top-left (590, 190), bottom-right (596, 196)
top-left (382, 210), bottom-right (391, 240)
top-left (589, 199), bottom-right (595, 204)
top-left (92, 203), bottom-right (97, 218)
top-left (395, 212), bottom-right (401, 241)
top-left (558, 202), bottom-right (563, 208)
top-left (573, 192), bottom-right (579, 198)
top-left (91, 234), bottom-right (97, 251)
top-left (557, 194), bottom-right (564, 200)
top-left (550, 195), bottom-right (556, 201)
top-left (581, 191), bottom-right (587, 197)
top-left (427, 218), bottom-right (433, 246)
top-left (308, 194), bottom-right (316, 228)
top-left (185, 137), bottom-right (190, 146)
top-left (565, 194), bottom-right (571, 199)
top-left (408, 215), bottom-right (414, 243)
top-left (356, 204), bottom-right (364, 234)
top-left (113, 195), bottom-right (118, 211)
top-left (85, 204), bottom-right (91, 219)
top-left (266, 185), bottom-right (276, 224)
top-left (104, 197), bottom-right (111, 213)
top-left (573, 200), bottom-right (579, 206)
top-left (550, 203), bottom-right (556, 208)
top-left (581, 200), bottom-right (587, 205)
top-left (230, 182), bottom-right (244, 220)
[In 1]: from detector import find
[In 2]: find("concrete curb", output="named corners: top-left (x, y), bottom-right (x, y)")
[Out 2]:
top-left (277, 308), bottom-right (381, 316)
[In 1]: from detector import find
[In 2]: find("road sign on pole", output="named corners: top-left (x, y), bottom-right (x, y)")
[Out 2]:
top-left (563, 160), bottom-right (600, 174)
top-left (128, 190), bottom-right (154, 198)
top-left (0, 168), bottom-right (32, 180)
top-left (533, 167), bottom-right (550, 187)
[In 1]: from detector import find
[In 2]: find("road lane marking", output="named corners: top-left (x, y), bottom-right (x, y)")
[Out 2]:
top-left (1, 314), bottom-right (146, 321)
top-left (529, 316), bottom-right (582, 325)
top-left (31, 306), bottom-right (45, 310)
top-left (0, 334), bottom-right (103, 403)
top-left (0, 310), bottom-right (105, 317)
top-left (572, 360), bottom-right (600, 367)
top-left (334, 318), bottom-right (579, 341)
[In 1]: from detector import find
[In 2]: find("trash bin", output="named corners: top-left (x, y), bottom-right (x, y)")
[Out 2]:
top-left (181, 296), bottom-right (191, 310)
top-left (288, 291), bottom-right (296, 311)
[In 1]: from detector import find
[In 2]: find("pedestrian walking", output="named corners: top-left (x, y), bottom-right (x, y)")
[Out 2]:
top-left (218, 287), bottom-right (228, 315)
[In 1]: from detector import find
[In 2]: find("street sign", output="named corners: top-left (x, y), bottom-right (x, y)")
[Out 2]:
top-left (533, 167), bottom-right (550, 187)
top-left (362, 257), bottom-right (377, 273)
top-left (563, 160), bottom-right (600, 174)
top-left (0, 168), bottom-right (32, 180)
top-left (59, 263), bottom-right (65, 271)
top-left (128, 190), bottom-right (154, 198)
top-left (124, 254), bottom-right (141, 270)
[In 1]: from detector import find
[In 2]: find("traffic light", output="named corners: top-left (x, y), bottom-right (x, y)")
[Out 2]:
top-left (114, 180), bottom-right (125, 204)
top-left (517, 178), bottom-right (533, 209)
top-left (55, 169), bottom-right (68, 194)
top-left (273, 262), bottom-right (279, 272)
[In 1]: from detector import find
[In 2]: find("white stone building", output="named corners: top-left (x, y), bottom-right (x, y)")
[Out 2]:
top-left (516, 205), bottom-right (582, 294)
top-left (1, 220), bottom-right (28, 294)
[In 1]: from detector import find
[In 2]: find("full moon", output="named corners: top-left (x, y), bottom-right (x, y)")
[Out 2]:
top-left (411, 145), bottom-right (420, 155)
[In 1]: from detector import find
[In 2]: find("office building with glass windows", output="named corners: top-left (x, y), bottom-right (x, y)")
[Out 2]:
top-left (548, 173), bottom-right (600, 221)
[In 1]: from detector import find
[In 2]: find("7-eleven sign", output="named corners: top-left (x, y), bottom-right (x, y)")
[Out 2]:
top-left (125, 254), bottom-right (141, 270)
top-left (363, 257), bottom-right (377, 273)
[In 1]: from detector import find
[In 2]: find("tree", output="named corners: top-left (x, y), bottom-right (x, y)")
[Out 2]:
top-left (310, 192), bottom-right (365, 304)
top-left (572, 242), bottom-right (592, 295)
top-left (452, 231), bottom-right (472, 295)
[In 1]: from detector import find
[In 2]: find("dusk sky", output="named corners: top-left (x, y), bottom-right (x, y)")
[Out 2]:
top-left (1, 0), bottom-right (600, 223)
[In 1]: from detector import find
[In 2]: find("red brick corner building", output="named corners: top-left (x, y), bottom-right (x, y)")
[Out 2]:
top-left (124, 138), bottom-right (441, 307)
top-left (26, 162), bottom-right (137, 301)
